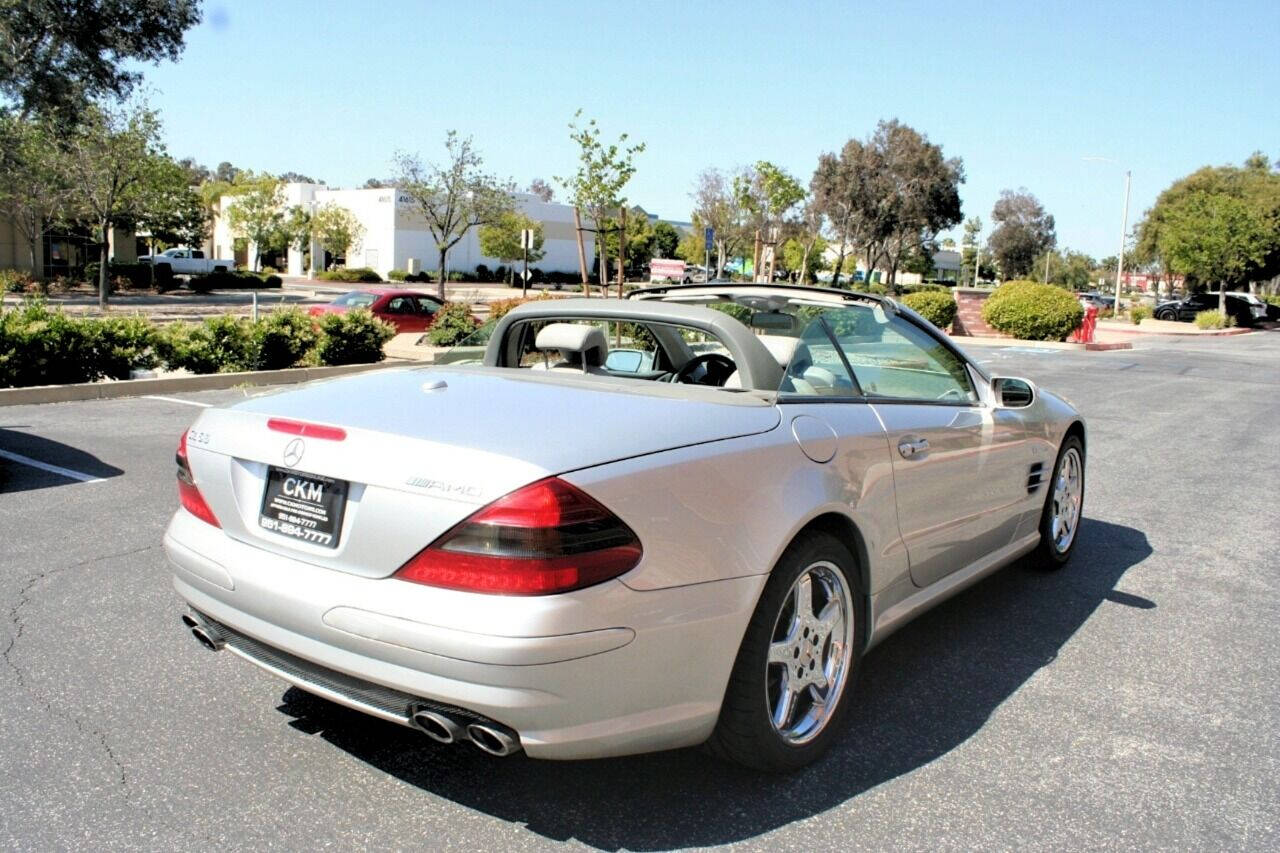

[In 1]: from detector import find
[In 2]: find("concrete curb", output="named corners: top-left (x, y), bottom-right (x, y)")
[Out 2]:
top-left (1095, 322), bottom-right (1254, 337)
top-left (948, 335), bottom-right (1133, 352)
top-left (0, 361), bottom-right (400, 407)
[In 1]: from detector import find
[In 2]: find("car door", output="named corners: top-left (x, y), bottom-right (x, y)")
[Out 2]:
top-left (413, 296), bottom-right (441, 330)
top-left (378, 296), bottom-right (420, 333)
top-left (804, 305), bottom-right (1027, 588)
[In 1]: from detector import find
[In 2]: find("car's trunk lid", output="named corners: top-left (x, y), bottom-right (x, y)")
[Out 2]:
top-left (183, 367), bottom-right (780, 578)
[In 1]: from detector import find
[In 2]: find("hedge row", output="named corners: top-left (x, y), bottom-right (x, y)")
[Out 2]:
top-left (0, 301), bottom-right (395, 388)
top-left (188, 270), bottom-right (283, 292)
top-left (317, 267), bottom-right (382, 283)
top-left (981, 281), bottom-right (1083, 341)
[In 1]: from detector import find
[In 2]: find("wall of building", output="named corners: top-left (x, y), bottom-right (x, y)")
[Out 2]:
top-left (213, 185), bottom-right (593, 279)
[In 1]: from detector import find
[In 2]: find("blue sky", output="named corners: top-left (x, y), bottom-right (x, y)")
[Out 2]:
top-left (137, 0), bottom-right (1278, 258)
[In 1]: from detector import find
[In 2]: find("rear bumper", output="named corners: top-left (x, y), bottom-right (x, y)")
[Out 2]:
top-left (164, 510), bottom-right (764, 759)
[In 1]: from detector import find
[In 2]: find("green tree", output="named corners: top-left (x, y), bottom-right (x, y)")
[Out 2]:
top-left (735, 161), bottom-right (804, 280)
top-left (556, 111), bottom-right (645, 293)
top-left (478, 210), bottom-right (545, 283)
top-left (988, 189), bottom-right (1056, 280)
top-left (0, 115), bottom-right (67, 277)
top-left (651, 221), bottom-right (680, 260)
top-left (690, 167), bottom-right (752, 277)
top-left (0, 1), bottom-right (201, 119)
top-left (871, 122), bottom-right (964, 288)
top-left (811, 120), bottom-right (963, 289)
top-left (395, 131), bottom-right (515, 299)
top-left (781, 235), bottom-right (829, 283)
top-left (226, 175), bottom-right (285, 271)
top-left (60, 102), bottom-right (170, 307)
top-left (311, 203), bottom-right (364, 264)
top-left (139, 155), bottom-right (209, 249)
top-left (1136, 156), bottom-right (1280, 303)
top-left (1158, 191), bottom-right (1270, 312)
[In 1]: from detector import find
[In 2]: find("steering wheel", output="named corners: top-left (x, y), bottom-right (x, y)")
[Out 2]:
top-left (673, 352), bottom-right (737, 386)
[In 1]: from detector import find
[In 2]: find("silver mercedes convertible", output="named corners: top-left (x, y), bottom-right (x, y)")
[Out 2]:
top-left (165, 283), bottom-right (1085, 771)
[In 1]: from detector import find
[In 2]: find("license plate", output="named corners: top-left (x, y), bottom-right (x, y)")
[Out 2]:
top-left (259, 467), bottom-right (348, 548)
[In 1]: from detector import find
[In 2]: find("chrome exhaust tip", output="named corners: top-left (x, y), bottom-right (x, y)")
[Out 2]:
top-left (410, 708), bottom-right (464, 744)
top-left (182, 612), bottom-right (225, 651)
top-left (465, 722), bottom-right (522, 756)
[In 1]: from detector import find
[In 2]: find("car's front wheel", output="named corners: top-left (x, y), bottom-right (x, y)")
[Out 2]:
top-left (708, 531), bottom-right (861, 771)
top-left (1031, 434), bottom-right (1085, 569)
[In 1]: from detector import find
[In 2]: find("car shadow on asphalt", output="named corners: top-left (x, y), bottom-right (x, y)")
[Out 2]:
top-left (0, 427), bottom-right (125, 493)
top-left (274, 516), bottom-right (1152, 850)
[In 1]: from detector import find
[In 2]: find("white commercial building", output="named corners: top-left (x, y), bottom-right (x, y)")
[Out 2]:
top-left (212, 183), bottom-right (592, 279)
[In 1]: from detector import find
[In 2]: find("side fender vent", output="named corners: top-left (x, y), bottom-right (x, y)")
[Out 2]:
top-left (1027, 462), bottom-right (1045, 493)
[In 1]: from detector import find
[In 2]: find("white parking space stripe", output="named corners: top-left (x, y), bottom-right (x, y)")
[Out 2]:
top-left (143, 395), bottom-right (211, 408)
top-left (0, 448), bottom-right (106, 483)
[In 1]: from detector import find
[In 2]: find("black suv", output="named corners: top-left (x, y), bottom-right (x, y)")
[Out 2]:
top-left (1154, 292), bottom-right (1268, 327)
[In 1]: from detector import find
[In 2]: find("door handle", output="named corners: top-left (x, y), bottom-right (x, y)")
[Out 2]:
top-left (898, 437), bottom-right (929, 458)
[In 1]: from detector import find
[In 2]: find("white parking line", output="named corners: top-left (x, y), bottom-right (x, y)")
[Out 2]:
top-left (0, 448), bottom-right (106, 483)
top-left (143, 395), bottom-right (211, 408)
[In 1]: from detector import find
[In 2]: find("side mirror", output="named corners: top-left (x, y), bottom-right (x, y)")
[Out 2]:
top-left (605, 349), bottom-right (644, 373)
top-left (992, 377), bottom-right (1035, 408)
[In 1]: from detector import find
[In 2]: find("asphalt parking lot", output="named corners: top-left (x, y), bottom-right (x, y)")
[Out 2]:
top-left (1, 333), bottom-right (1277, 851)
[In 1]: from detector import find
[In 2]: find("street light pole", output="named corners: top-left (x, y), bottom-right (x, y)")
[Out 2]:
top-left (1114, 170), bottom-right (1131, 315)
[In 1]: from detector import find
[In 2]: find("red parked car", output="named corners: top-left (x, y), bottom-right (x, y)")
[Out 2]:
top-left (307, 289), bottom-right (446, 334)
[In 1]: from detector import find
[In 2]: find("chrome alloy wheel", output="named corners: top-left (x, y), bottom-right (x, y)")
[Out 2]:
top-left (1050, 447), bottom-right (1083, 553)
top-left (765, 562), bottom-right (855, 745)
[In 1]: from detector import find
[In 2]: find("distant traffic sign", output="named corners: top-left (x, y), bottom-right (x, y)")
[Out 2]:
top-left (704, 227), bottom-right (714, 251)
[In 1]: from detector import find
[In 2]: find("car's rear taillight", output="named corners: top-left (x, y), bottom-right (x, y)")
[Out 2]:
top-left (394, 477), bottom-right (642, 595)
top-left (176, 429), bottom-right (220, 528)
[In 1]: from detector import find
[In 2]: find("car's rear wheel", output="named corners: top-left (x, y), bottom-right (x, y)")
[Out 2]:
top-left (1031, 435), bottom-right (1085, 569)
top-left (708, 531), bottom-right (861, 771)
top-left (1157, 309), bottom-right (1177, 321)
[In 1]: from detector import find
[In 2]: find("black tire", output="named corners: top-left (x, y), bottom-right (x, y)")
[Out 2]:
top-left (707, 531), bottom-right (862, 771)
top-left (1030, 435), bottom-right (1085, 570)
top-left (1157, 310), bottom-right (1176, 321)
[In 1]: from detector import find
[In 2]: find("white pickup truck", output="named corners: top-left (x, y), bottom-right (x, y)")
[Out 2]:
top-left (138, 248), bottom-right (235, 275)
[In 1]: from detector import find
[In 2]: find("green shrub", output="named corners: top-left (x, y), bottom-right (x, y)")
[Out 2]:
top-left (1128, 305), bottom-right (1152, 325)
top-left (317, 267), bottom-right (382, 283)
top-left (475, 264), bottom-right (492, 281)
top-left (981, 280), bottom-right (1084, 341)
top-left (388, 269), bottom-right (408, 281)
top-left (85, 261), bottom-right (156, 291)
top-left (0, 300), bottom-right (97, 387)
top-left (1, 269), bottom-right (31, 293)
top-left (189, 270), bottom-right (280, 292)
top-left (861, 283), bottom-right (888, 295)
top-left (316, 309), bottom-right (395, 365)
top-left (425, 301), bottom-right (478, 346)
top-left (88, 315), bottom-right (160, 379)
top-left (1260, 294), bottom-right (1280, 308)
top-left (158, 316), bottom-right (254, 373)
top-left (1194, 309), bottom-right (1234, 330)
top-left (249, 308), bottom-right (318, 370)
top-left (901, 290), bottom-right (957, 329)
top-left (487, 295), bottom-right (556, 321)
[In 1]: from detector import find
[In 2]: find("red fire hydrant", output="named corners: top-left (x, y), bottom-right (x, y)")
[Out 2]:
top-left (1074, 304), bottom-right (1099, 343)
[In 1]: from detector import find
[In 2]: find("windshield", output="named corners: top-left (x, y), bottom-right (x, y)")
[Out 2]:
top-left (333, 292), bottom-right (378, 308)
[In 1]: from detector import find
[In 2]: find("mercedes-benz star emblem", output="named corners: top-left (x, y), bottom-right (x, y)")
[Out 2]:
top-left (283, 438), bottom-right (305, 468)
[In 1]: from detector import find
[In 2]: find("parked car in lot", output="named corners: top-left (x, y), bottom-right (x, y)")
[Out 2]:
top-left (1078, 291), bottom-right (1117, 311)
top-left (167, 283), bottom-right (1085, 770)
top-left (1155, 291), bottom-right (1268, 326)
top-left (306, 288), bottom-right (446, 333)
top-left (138, 247), bottom-right (235, 276)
